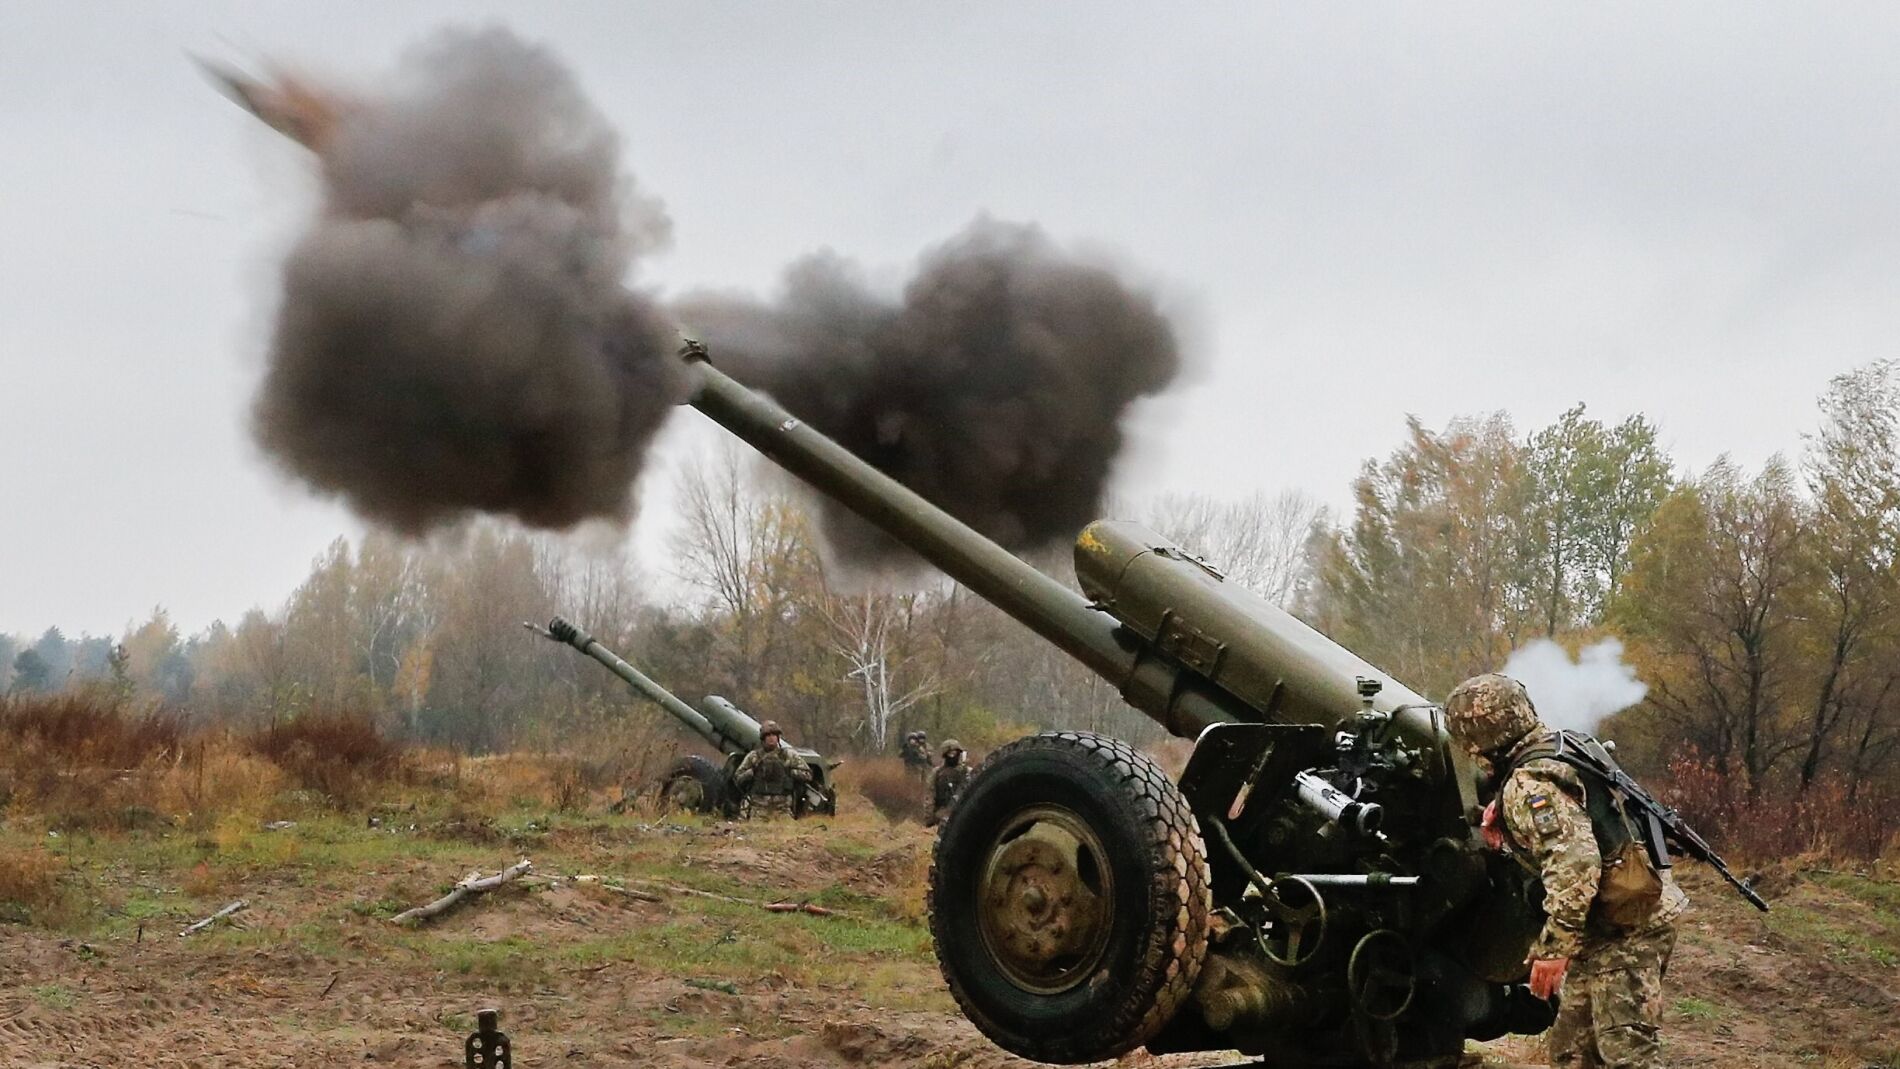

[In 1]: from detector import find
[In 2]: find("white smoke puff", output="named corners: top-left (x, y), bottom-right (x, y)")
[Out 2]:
top-left (1501, 638), bottom-right (1648, 735)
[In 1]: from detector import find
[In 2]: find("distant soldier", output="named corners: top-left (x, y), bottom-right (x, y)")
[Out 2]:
top-left (734, 720), bottom-right (812, 818)
top-left (1445, 674), bottom-right (1688, 1069)
top-left (926, 739), bottom-right (972, 827)
top-left (901, 730), bottom-right (934, 783)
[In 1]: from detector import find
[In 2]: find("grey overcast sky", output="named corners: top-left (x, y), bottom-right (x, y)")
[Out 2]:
top-left (4, 3), bottom-right (1897, 638)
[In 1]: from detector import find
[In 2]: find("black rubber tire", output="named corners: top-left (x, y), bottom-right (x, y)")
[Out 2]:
top-left (927, 731), bottom-right (1211, 1063)
top-left (659, 754), bottom-right (726, 814)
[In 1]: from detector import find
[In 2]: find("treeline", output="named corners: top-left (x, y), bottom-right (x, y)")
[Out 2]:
top-left (1312, 361), bottom-right (1900, 807)
top-left (7, 362), bottom-right (1897, 823)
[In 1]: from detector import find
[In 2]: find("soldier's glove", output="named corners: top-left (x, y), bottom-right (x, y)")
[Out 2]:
top-left (1481, 799), bottom-right (1506, 852)
top-left (1528, 957), bottom-right (1570, 999)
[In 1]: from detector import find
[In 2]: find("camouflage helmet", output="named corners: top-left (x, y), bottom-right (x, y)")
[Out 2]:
top-left (759, 720), bottom-right (783, 739)
top-left (941, 739), bottom-right (964, 757)
top-left (1443, 674), bottom-right (1539, 756)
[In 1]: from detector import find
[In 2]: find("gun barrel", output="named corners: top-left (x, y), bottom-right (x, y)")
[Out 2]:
top-left (540, 617), bottom-right (739, 755)
top-left (685, 353), bottom-right (1254, 738)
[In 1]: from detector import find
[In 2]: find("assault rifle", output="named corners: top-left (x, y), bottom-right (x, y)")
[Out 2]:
top-left (1545, 730), bottom-right (1770, 912)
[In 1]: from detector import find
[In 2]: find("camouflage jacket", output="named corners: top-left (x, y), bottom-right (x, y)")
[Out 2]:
top-left (901, 740), bottom-right (933, 768)
top-left (1500, 757), bottom-right (1687, 960)
top-left (736, 742), bottom-right (813, 795)
top-left (932, 762), bottom-right (972, 810)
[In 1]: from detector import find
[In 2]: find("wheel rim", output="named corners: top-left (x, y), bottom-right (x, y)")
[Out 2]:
top-left (976, 804), bottom-right (1116, 995)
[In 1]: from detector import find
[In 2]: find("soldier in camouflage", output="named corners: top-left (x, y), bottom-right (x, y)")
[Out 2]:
top-left (734, 720), bottom-right (812, 818)
top-left (901, 730), bottom-right (934, 783)
top-left (926, 739), bottom-right (971, 827)
top-left (1445, 674), bottom-right (1688, 1069)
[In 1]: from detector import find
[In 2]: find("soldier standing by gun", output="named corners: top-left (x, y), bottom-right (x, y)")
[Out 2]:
top-left (734, 720), bottom-right (812, 818)
top-left (926, 740), bottom-right (971, 826)
top-left (1445, 674), bottom-right (1688, 1069)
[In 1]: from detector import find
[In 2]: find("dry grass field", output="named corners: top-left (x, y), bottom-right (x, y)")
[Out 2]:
top-left (0, 698), bottom-right (1895, 1068)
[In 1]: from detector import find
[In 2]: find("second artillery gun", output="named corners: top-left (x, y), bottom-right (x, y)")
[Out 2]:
top-left (528, 617), bottom-right (838, 819)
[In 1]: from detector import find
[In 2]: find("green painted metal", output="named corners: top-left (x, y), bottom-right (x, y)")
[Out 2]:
top-left (1073, 519), bottom-right (1449, 753)
top-left (543, 617), bottom-right (755, 756)
top-left (684, 353), bottom-right (1254, 739)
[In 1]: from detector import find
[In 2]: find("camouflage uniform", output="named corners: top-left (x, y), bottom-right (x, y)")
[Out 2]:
top-left (1446, 674), bottom-right (1688, 1069)
top-left (928, 740), bottom-right (971, 826)
top-left (735, 724), bottom-right (812, 818)
top-left (901, 731), bottom-right (934, 783)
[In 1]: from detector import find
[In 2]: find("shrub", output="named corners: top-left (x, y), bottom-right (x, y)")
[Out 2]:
top-left (846, 757), bottom-right (931, 824)
top-left (0, 693), bottom-right (187, 828)
top-left (0, 844), bottom-right (62, 909)
top-left (155, 741), bottom-right (287, 828)
top-left (0, 693), bottom-right (183, 768)
top-left (248, 712), bottom-right (406, 805)
top-left (1664, 751), bottom-right (1899, 862)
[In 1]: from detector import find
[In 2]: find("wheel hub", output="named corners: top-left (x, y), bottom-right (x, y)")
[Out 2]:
top-left (661, 775), bottom-right (704, 810)
top-left (977, 805), bottom-right (1114, 994)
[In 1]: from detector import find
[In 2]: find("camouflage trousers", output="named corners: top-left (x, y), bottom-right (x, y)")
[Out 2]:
top-left (748, 791), bottom-right (795, 819)
top-left (1550, 924), bottom-right (1677, 1069)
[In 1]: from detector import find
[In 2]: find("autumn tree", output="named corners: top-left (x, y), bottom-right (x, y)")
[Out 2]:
top-left (1309, 413), bottom-right (1536, 697)
top-left (417, 525), bottom-right (559, 750)
top-left (1612, 459), bottom-right (1809, 793)
top-left (817, 581), bottom-right (943, 752)
top-left (1797, 360), bottom-right (1900, 791)
top-left (123, 607), bottom-right (192, 705)
top-left (669, 446), bottom-right (825, 721)
top-left (1522, 406), bottom-right (1673, 635)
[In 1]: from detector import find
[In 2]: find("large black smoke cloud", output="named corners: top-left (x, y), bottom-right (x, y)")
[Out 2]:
top-left (679, 222), bottom-right (1181, 563)
top-left (249, 28), bottom-right (1182, 562)
top-left (254, 28), bottom-right (683, 533)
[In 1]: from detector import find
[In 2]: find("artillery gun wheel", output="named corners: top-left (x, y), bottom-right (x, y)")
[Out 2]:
top-left (657, 755), bottom-right (726, 815)
top-left (928, 732), bottom-right (1211, 1064)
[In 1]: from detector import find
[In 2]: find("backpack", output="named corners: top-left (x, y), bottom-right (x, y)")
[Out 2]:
top-left (1502, 730), bottom-right (1664, 929)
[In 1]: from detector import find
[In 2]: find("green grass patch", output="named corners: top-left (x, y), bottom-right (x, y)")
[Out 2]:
top-left (1672, 996), bottom-right (1727, 1020)
top-left (1811, 871), bottom-right (1900, 920)
top-left (1765, 901), bottom-right (1900, 970)
top-left (31, 984), bottom-right (77, 1010)
top-left (822, 837), bottom-right (884, 863)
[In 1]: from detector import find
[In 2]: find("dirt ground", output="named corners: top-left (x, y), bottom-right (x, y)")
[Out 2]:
top-left (1, 804), bottom-right (1895, 1069)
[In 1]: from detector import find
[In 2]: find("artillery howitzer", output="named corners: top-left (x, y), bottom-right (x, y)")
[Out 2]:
top-left (212, 61), bottom-right (1615, 1068)
top-left (528, 617), bottom-right (838, 819)
top-left (675, 342), bottom-right (1558, 1068)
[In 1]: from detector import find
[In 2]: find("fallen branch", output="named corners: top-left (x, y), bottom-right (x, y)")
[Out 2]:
top-left (390, 860), bottom-right (533, 925)
top-left (764, 901), bottom-right (835, 917)
top-left (587, 881), bottom-right (664, 904)
top-left (618, 878), bottom-right (849, 918)
top-left (686, 978), bottom-right (740, 995)
top-left (179, 899), bottom-right (248, 938)
top-left (525, 873), bottom-right (665, 903)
